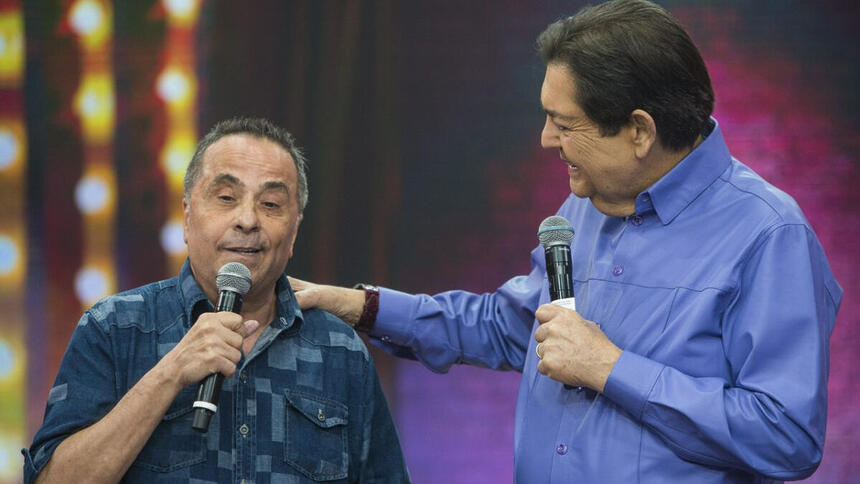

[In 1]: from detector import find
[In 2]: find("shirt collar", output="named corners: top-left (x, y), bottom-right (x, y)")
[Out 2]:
top-left (635, 118), bottom-right (731, 225)
top-left (177, 259), bottom-right (304, 331)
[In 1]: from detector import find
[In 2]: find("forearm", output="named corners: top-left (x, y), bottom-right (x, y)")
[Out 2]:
top-left (604, 351), bottom-right (824, 479)
top-left (36, 361), bottom-right (184, 483)
top-left (369, 285), bottom-right (539, 373)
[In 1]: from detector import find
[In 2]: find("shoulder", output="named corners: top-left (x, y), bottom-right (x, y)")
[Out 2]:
top-left (84, 276), bottom-right (181, 333)
top-left (717, 159), bottom-right (808, 227)
top-left (298, 309), bottom-right (370, 362)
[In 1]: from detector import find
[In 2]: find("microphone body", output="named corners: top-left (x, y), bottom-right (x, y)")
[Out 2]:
top-left (191, 262), bottom-right (252, 433)
top-left (545, 244), bottom-right (573, 302)
top-left (538, 216), bottom-right (575, 311)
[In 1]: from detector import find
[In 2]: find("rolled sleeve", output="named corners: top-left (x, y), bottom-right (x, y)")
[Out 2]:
top-left (23, 312), bottom-right (117, 483)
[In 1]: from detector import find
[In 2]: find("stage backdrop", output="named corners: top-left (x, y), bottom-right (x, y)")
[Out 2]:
top-left (0, 1), bottom-right (856, 482)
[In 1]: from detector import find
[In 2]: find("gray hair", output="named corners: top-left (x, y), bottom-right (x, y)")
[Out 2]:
top-left (183, 117), bottom-right (309, 211)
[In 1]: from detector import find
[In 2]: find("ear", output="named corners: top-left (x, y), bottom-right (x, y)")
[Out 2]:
top-left (629, 109), bottom-right (657, 159)
top-left (182, 197), bottom-right (190, 245)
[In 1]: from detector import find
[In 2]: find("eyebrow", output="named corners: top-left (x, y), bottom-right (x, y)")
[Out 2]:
top-left (210, 173), bottom-right (242, 188)
top-left (544, 108), bottom-right (578, 123)
top-left (208, 174), bottom-right (290, 196)
top-left (261, 180), bottom-right (290, 196)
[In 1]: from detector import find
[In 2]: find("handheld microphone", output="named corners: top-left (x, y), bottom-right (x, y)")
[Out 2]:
top-left (191, 262), bottom-right (252, 433)
top-left (537, 216), bottom-right (575, 311)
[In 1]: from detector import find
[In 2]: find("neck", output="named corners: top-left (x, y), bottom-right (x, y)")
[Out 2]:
top-left (595, 136), bottom-right (704, 218)
top-left (239, 288), bottom-right (278, 328)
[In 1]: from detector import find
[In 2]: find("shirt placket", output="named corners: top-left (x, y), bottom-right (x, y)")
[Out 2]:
top-left (235, 363), bottom-right (255, 483)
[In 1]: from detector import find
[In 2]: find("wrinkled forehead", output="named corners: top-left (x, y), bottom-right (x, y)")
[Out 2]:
top-left (199, 134), bottom-right (297, 184)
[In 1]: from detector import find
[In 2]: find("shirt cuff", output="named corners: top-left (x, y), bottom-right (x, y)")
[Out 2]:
top-left (370, 287), bottom-right (418, 346)
top-left (602, 351), bottom-right (665, 421)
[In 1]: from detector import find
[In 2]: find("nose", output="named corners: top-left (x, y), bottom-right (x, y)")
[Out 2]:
top-left (541, 117), bottom-right (559, 149)
top-left (234, 199), bottom-right (260, 233)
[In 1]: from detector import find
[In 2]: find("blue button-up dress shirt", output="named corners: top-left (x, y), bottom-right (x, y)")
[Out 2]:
top-left (25, 261), bottom-right (410, 483)
top-left (369, 119), bottom-right (841, 483)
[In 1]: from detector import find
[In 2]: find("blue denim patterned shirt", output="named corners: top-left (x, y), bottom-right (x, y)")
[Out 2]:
top-left (24, 261), bottom-right (410, 483)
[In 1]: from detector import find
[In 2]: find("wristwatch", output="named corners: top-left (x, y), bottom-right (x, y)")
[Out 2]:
top-left (351, 283), bottom-right (379, 333)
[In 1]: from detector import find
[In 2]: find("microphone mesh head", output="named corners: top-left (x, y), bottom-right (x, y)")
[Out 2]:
top-left (216, 262), bottom-right (252, 295)
top-left (537, 215), bottom-right (574, 247)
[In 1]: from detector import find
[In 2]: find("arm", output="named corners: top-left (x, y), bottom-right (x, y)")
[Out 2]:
top-left (602, 224), bottom-right (841, 479)
top-left (35, 358), bottom-right (183, 483)
top-left (292, 245), bottom-right (546, 374)
top-left (27, 311), bottom-right (258, 483)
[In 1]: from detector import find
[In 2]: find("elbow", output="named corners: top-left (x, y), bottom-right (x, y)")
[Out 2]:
top-left (756, 440), bottom-right (822, 481)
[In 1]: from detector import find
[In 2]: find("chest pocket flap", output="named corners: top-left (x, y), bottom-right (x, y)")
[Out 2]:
top-left (284, 390), bottom-right (349, 481)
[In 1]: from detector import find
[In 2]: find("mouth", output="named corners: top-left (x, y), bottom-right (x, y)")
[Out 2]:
top-left (224, 246), bottom-right (264, 256)
top-left (559, 151), bottom-right (579, 171)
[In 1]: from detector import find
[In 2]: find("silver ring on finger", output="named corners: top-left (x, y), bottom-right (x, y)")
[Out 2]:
top-left (535, 342), bottom-right (543, 359)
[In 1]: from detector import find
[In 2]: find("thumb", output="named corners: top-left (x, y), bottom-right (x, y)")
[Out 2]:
top-left (535, 303), bottom-right (562, 323)
top-left (241, 319), bottom-right (260, 338)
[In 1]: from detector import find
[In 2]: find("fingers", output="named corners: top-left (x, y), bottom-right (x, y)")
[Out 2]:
top-left (535, 303), bottom-right (563, 323)
top-left (287, 275), bottom-right (311, 291)
top-left (288, 276), bottom-right (319, 310)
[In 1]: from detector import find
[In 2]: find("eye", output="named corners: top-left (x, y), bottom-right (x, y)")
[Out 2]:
top-left (261, 201), bottom-right (281, 209)
top-left (218, 195), bottom-right (235, 203)
top-left (556, 123), bottom-right (570, 132)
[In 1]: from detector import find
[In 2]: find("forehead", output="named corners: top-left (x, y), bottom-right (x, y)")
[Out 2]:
top-left (200, 134), bottom-right (296, 184)
top-left (540, 63), bottom-right (585, 117)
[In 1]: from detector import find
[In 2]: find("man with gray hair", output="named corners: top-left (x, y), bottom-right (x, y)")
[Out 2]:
top-left (25, 117), bottom-right (410, 482)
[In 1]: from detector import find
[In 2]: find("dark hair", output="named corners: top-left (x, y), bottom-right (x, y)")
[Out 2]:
top-left (184, 117), bottom-right (309, 211)
top-left (538, 0), bottom-right (714, 151)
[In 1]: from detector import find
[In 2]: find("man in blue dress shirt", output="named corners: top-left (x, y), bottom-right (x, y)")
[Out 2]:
top-left (292, 0), bottom-right (841, 482)
top-left (25, 117), bottom-right (409, 483)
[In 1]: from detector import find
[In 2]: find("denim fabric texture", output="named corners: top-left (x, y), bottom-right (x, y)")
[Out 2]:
top-left (24, 261), bottom-right (410, 483)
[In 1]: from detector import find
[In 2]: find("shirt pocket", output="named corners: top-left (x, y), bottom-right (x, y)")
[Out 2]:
top-left (131, 387), bottom-right (207, 472)
top-left (284, 390), bottom-right (349, 481)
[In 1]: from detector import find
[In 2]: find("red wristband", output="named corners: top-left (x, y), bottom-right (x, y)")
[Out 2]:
top-left (352, 284), bottom-right (379, 333)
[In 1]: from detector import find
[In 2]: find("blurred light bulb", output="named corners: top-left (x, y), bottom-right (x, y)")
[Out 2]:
top-left (0, 130), bottom-right (17, 170)
top-left (0, 339), bottom-right (13, 380)
top-left (69, 0), bottom-right (103, 36)
top-left (0, 236), bottom-right (18, 275)
top-left (75, 266), bottom-right (109, 305)
top-left (75, 175), bottom-right (110, 214)
top-left (157, 68), bottom-right (190, 103)
top-left (164, 0), bottom-right (194, 17)
top-left (161, 220), bottom-right (187, 255)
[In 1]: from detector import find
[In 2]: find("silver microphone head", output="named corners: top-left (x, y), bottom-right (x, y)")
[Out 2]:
top-left (216, 262), bottom-right (252, 295)
top-left (537, 215), bottom-right (574, 248)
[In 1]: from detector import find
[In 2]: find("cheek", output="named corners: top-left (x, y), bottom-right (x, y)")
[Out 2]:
top-left (563, 133), bottom-right (597, 159)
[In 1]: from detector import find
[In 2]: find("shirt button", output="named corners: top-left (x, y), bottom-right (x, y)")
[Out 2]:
top-left (380, 335), bottom-right (391, 343)
top-left (631, 215), bottom-right (643, 226)
top-left (613, 265), bottom-right (623, 276)
top-left (556, 443), bottom-right (568, 455)
top-left (239, 424), bottom-right (249, 435)
top-left (240, 371), bottom-right (247, 383)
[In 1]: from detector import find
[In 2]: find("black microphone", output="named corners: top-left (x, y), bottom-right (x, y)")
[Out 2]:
top-left (537, 216), bottom-right (575, 310)
top-left (191, 262), bottom-right (252, 433)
